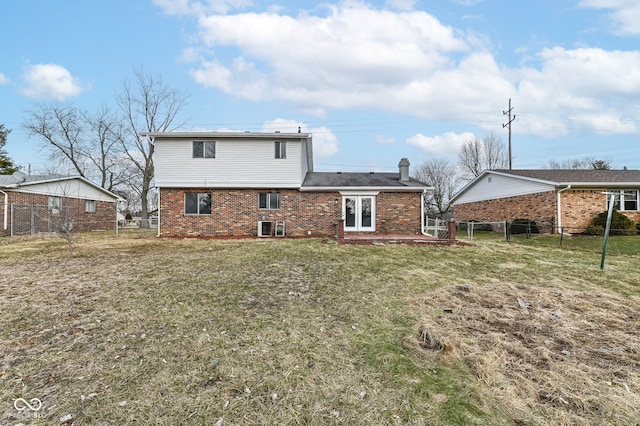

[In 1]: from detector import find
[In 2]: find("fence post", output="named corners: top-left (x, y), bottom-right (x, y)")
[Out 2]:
top-left (447, 219), bottom-right (456, 241)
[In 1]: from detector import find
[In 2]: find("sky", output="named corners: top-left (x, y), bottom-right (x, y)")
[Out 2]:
top-left (2, 0), bottom-right (640, 175)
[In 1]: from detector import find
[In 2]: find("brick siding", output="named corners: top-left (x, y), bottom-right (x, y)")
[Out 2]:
top-left (159, 188), bottom-right (424, 237)
top-left (0, 191), bottom-right (116, 236)
top-left (454, 191), bottom-right (557, 224)
top-left (454, 189), bottom-right (640, 231)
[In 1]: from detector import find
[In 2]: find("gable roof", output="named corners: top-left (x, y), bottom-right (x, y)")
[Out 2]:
top-left (301, 171), bottom-right (430, 192)
top-left (0, 172), bottom-right (121, 201)
top-left (451, 168), bottom-right (640, 204)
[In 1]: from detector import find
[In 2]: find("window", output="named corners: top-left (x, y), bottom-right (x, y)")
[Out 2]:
top-left (193, 141), bottom-right (216, 158)
top-left (85, 199), bottom-right (96, 213)
top-left (48, 196), bottom-right (62, 214)
top-left (185, 193), bottom-right (211, 215)
top-left (608, 190), bottom-right (639, 211)
top-left (275, 141), bottom-right (286, 159)
top-left (259, 192), bottom-right (280, 210)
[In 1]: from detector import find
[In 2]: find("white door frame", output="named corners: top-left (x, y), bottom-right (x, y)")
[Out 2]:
top-left (341, 192), bottom-right (377, 232)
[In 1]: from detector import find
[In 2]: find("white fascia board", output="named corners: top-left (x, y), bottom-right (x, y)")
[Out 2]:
top-left (156, 182), bottom-right (302, 189)
top-left (144, 131), bottom-right (311, 139)
top-left (300, 186), bottom-right (429, 192)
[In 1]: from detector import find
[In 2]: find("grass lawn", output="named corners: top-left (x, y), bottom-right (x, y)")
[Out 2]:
top-left (1, 231), bottom-right (638, 425)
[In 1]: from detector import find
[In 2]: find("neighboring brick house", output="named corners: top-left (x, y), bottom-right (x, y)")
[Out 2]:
top-left (148, 131), bottom-right (432, 238)
top-left (450, 169), bottom-right (640, 232)
top-left (0, 172), bottom-right (121, 236)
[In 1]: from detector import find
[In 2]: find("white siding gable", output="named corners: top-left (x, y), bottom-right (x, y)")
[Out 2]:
top-left (13, 179), bottom-right (117, 202)
top-left (154, 135), bottom-right (310, 188)
top-left (454, 173), bottom-right (556, 204)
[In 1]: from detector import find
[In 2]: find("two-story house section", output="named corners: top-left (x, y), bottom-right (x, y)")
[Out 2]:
top-left (148, 131), bottom-right (431, 239)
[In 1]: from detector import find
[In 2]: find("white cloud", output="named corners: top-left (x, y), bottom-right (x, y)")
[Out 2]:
top-left (174, 1), bottom-right (640, 139)
top-left (0, 73), bottom-right (9, 85)
top-left (579, 0), bottom-right (640, 36)
top-left (188, 2), bottom-right (471, 110)
top-left (153, 0), bottom-right (252, 15)
top-left (261, 118), bottom-right (339, 157)
top-left (20, 64), bottom-right (87, 100)
top-left (407, 132), bottom-right (474, 157)
top-left (514, 47), bottom-right (640, 136)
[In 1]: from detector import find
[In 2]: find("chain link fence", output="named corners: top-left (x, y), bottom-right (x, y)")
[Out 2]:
top-left (10, 204), bottom-right (72, 236)
top-left (9, 204), bottom-right (116, 236)
top-left (458, 217), bottom-right (640, 256)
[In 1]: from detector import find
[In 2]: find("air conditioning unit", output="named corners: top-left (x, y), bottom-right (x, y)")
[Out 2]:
top-left (258, 220), bottom-right (272, 237)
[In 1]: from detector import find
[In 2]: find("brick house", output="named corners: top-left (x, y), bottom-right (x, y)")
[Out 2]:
top-left (0, 172), bottom-right (121, 236)
top-left (450, 169), bottom-right (640, 232)
top-left (148, 131), bottom-right (432, 238)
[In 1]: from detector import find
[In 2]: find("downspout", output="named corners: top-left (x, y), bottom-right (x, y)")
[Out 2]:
top-left (421, 189), bottom-right (429, 236)
top-left (157, 189), bottom-right (161, 237)
top-left (556, 185), bottom-right (571, 233)
top-left (0, 190), bottom-right (7, 231)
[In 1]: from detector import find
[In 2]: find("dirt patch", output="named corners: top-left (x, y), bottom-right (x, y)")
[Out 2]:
top-left (409, 283), bottom-right (640, 425)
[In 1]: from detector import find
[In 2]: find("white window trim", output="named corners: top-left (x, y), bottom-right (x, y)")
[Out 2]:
top-left (342, 193), bottom-right (377, 232)
top-left (608, 189), bottom-right (640, 212)
top-left (85, 199), bottom-right (96, 213)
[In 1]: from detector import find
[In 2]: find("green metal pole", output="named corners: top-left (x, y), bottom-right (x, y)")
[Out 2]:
top-left (600, 193), bottom-right (616, 270)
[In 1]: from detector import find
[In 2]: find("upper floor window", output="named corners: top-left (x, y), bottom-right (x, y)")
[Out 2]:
top-left (193, 141), bottom-right (215, 158)
top-left (85, 199), bottom-right (96, 213)
top-left (259, 192), bottom-right (280, 210)
top-left (185, 192), bottom-right (212, 215)
top-left (275, 141), bottom-right (286, 159)
top-left (608, 189), bottom-right (639, 211)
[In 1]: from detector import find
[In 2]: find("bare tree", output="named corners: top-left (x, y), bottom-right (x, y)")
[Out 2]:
top-left (23, 103), bottom-right (129, 190)
top-left (413, 158), bottom-right (460, 219)
top-left (24, 103), bottom-right (88, 177)
top-left (458, 132), bottom-right (508, 180)
top-left (547, 157), bottom-right (611, 170)
top-left (114, 67), bottom-right (188, 227)
top-left (483, 132), bottom-right (507, 170)
top-left (85, 106), bottom-right (130, 191)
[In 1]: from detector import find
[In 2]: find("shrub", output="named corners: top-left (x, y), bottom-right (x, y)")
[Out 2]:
top-left (510, 219), bottom-right (539, 234)
top-left (589, 210), bottom-right (636, 236)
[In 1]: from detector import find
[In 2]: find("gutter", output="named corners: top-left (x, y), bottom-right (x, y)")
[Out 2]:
top-left (556, 185), bottom-right (571, 232)
top-left (0, 190), bottom-right (7, 231)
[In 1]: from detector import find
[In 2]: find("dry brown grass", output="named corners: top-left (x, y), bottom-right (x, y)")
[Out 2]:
top-left (0, 231), bottom-right (638, 425)
top-left (409, 283), bottom-right (640, 425)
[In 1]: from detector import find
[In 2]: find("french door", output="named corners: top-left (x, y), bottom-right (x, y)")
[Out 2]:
top-left (343, 195), bottom-right (376, 232)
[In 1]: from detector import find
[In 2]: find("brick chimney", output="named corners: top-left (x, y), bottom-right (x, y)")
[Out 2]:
top-left (398, 158), bottom-right (410, 181)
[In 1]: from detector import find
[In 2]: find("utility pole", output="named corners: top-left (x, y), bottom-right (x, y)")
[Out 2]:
top-left (502, 98), bottom-right (516, 170)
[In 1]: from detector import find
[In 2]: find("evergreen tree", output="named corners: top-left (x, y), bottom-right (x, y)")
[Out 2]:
top-left (0, 124), bottom-right (20, 174)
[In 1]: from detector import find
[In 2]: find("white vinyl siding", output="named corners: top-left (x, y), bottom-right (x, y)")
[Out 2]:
top-left (14, 180), bottom-right (116, 202)
top-left (155, 138), bottom-right (306, 187)
top-left (454, 173), bottom-right (555, 204)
